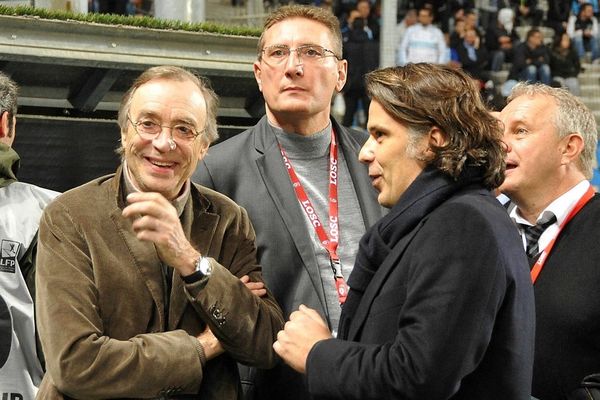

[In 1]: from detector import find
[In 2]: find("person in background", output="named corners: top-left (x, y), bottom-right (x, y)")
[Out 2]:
top-left (486, 7), bottom-right (520, 71)
top-left (449, 17), bottom-right (467, 50)
top-left (35, 65), bottom-right (284, 399)
top-left (456, 27), bottom-right (491, 86)
top-left (498, 82), bottom-right (600, 400)
top-left (397, 7), bottom-right (448, 65)
top-left (446, 0), bottom-right (475, 33)
top-left (567, 2), bottom-right (600, 63)
top-left (193, 5), bottom-right (383, 400)
top-left (547, 0), bottom-right (572, 35)
top-left (340, 0), bottom-right (380, 41)
top-left (341, 0), bottom-right (380, 128)
top-left (550, 32), bottom-right (582, 95)
top-left (572, 0), bottom-right (600, 17)
top-left (479, 0), bottom-right (505, 31)
top-left (0, 71), bottom-right (58, 399)
top-left (508, 28), bottom-right (552, 85)
top-left (511, 0), bottom-right (544, 27)
top-left (463, 9), bottom-right (485, 38)
top-left (274, 62), bottom-right (535, 400)
top-left (395, 8), bottom-right (418, 59)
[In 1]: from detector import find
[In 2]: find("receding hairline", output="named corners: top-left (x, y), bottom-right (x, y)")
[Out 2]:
top-left (261, 16), bottom-right (336, 43)
top-left (257, 10), bottom-right (343, 59)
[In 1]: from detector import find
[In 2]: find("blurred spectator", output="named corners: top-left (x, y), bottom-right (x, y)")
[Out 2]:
top-left (397, 7), bottom-right (448, 65)
top-left (449, 18), bottom-right (467, 49)
top-left (414, 0), bottom-right (449, 31)
top-left (511, 0), bottom-right (543, 27)
top-left (508, 28), bottom-right (551, 85)
top-left (486, 7), bottom-right (520, 71)
top-left (568, 2), bottom-right (600, 62)
top-left (572, 0), bottom-right (600, 16)
top-left (449, 9), bottom-right (484, 49)
top-left (448, 0), bottom-right (475, 32)
top-left (479, 0), bottom-right (508, 31)
top-left (550, 32), bottom-right (582, 95)
top-left (341, 0), bottom-right (380, 41)
top-left (547, 0), bottom-right (572, 35)
top-left (456, 28), bottom-right (491, 85)
top-left (464, 9), bottom-right (485, 37)
top-left (342, 0), bottom-right (379, 127)
top-left (396, 9), bottom-right (418, 48)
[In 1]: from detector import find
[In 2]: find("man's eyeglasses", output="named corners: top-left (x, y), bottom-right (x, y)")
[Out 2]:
top-left (261, 44), bottom-right (341, 65)
top-left (127, 114), bottom-right (203, 142)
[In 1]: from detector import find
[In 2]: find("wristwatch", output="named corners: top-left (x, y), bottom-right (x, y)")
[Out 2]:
top-left (195, 256), bottom-right (212, 277)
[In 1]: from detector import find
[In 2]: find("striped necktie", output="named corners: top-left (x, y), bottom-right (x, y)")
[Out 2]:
top-left (519, 214), bottom-right (557, 259)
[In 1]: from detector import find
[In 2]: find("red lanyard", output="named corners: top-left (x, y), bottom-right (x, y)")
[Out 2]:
top-left (530, 186), bottom-right (596, 284)
top-left (278, 129), bottom-right (349, 304)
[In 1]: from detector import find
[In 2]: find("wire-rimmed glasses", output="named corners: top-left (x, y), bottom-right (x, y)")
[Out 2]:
top-left (261, 44), bottom-right (341, 66)
top-left (127, 114), bottom-right (203, 142)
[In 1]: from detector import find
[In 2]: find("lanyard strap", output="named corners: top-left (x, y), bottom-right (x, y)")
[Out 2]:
top-left (278, 129), bottom-right (348, 304)
top-left (531, 186), bottom-right (596, 284)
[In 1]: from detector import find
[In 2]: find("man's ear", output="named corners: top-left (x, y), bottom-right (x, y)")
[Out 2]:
top-left (428, 126), bottom-right (448, 148)
top-left (335, 59), bottom-right (348, 92)
top-left (0, 111), bottom-right (9, 138)
top-left (253, 61), bottom-right (263, 92)
top-left (0, 111), bottom-right (15, 147)
top-left (560, 132), bottom-right (584, 165)
top-left (197, 140), bottom-right (209, 161)
top-left (420, 126), bottom-right (448, 160)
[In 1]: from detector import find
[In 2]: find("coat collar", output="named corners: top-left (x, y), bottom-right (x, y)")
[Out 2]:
top-left (251, 116), bottom-right (383, 315)
top-left (342, 166), bottom-right (488, 340)
top-left (252, 115), bottom-right (381, 227)
top-left (0, 142), bottom-right (19, 188)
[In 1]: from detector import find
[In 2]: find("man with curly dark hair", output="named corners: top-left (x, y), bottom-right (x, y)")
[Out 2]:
top-left (275, 63), bottom-right (535, 400)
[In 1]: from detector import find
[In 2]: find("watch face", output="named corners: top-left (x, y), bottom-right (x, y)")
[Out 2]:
top-left (199, 257), bottom-right (212, 276)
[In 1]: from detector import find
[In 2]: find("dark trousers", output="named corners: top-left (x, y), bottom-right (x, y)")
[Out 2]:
top-left (342, 91), bottom-right (370, 127)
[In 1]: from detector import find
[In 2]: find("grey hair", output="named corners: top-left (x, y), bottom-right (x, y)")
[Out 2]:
top-left (118, 66), bottom-right (219, 146)
top-left (508, 82), bottom-right (598, 179)
top-left (0, 71), bottom-right (18, 137)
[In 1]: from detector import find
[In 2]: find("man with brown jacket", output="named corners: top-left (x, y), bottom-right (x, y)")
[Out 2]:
top-left (35, 66), bottom-right (284, 399)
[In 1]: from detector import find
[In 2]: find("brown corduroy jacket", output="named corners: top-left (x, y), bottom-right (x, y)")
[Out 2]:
top-left (35, 167), bottom-right (284, 399)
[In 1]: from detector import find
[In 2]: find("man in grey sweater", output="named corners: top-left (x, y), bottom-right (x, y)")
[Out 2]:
top-left (193, 5), bottom-right (382, 400)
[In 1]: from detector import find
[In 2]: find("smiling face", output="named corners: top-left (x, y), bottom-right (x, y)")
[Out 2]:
top-left (253, 17), bottom-right (347, 133)
top-left (121, 78), bottom-right (208, 200)
top-left (498, 94), bottom-right (564, 202)
top-left (358, 100), bottom-right (428, 208)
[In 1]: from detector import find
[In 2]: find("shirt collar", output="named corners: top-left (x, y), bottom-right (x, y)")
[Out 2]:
top-left (510, 180), bottom-right (591, 227)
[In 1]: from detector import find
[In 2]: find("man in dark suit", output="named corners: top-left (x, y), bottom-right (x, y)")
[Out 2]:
top-left (498, 82), bottom-right (600, 400)
top-left (193, 5), bottom-right (383, 400)
top-left (273, 63), bottom-right (536, 400)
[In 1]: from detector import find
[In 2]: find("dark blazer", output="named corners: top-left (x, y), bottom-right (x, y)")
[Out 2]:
top-left (532, 195), bottom-right (600, 400)
top-left (35, 167), bottom-right (284, 399)
top-left (455, 41), bottom-right (490, 82)
top-left (306, 179), bottom-right (535, 399)
top-left (508, 42), bottom-right (551, 80)
top-left (193, 116), bottom-right (383, 400)
top-left (550, 45), bottom-right (581, 78)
